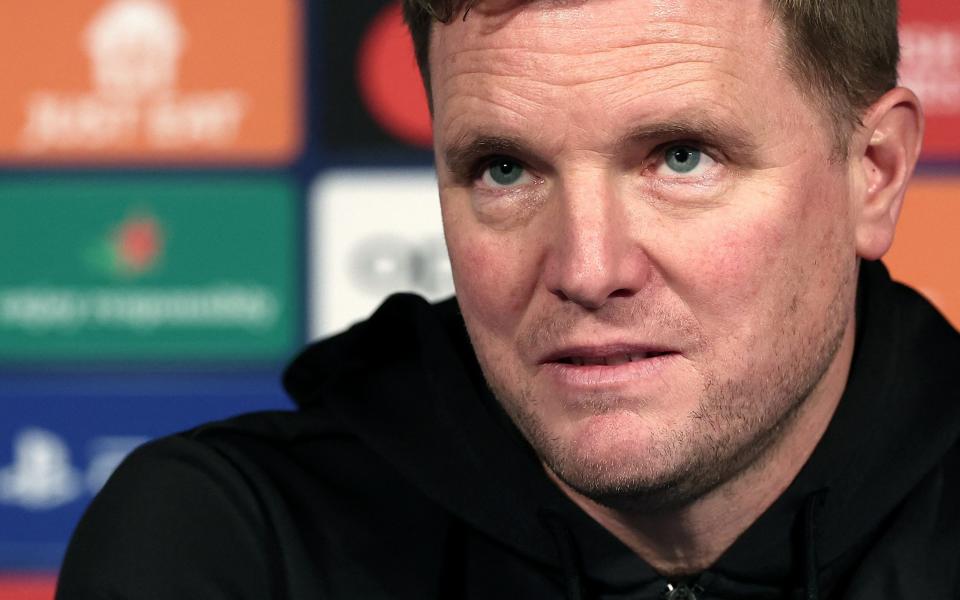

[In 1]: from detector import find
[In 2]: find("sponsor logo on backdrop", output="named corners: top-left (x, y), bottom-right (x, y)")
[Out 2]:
top-left (0, 428), bottom-right (144, 511)
top-left (0, 179), bottom-right (297, 360)
top-left (310, 170), bottom-right (453, 336)
top-left (321, 0), bottom-right (433, 155)
top-left (349, 235), bottom-right (452, 297)
top-left (87, 212), bottom-right (165, 278)
top-left (0, 0), bottom-right (300, 162)
top-left (899, 4), bottom-right (960, 158)
top-left (2, 206), bottom-right (278, 334)
top-left (0, 286), bottom-right (279, 333)
top-left (356, 2), bottom-right (432, 148)
top-left (0, 429), bottom-right (82, 510)
top-left (901, 25), bottom-right (960, 116)
top-left (20, 0), bottom-right (248, 154)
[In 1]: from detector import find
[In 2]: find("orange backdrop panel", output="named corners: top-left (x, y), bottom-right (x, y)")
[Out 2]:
top-left (0, 0), bottom-right (301, 164)
top-left (885, 177), bottom-right (960, 329)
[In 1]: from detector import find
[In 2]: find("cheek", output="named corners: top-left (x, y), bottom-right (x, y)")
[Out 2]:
top-left (665, 214), bottom-right (789, 314)
top-left (445, 226), bottom-right (538, 340)
top-left (659, 181), bottom-right (846, 338)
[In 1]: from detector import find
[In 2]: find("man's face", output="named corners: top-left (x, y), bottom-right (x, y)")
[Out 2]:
top-left (432, 0), bottom-right (859, 509)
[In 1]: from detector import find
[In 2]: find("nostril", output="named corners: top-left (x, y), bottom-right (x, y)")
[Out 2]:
top-left (549, 284), bottom-right (636, 310)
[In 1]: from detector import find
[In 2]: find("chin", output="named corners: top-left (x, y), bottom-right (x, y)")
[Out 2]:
top-left (506, 388), bottom-right (800, 514)
top-left (542, 418), bottom-right (726, 512)
top-left (546, 446), bottom-right (728, 513)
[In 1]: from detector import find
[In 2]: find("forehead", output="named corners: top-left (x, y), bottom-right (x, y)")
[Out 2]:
top-left (428, 0), bottom-right (812, 152)
top-left (434, 0), bottom-right (777, 53)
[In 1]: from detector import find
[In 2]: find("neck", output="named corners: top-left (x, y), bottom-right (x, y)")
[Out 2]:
top-left (548, 319), bottom-right (856, 577)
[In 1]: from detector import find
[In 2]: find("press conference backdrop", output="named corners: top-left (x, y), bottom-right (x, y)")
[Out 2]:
top-left (0, 1), bottom-right (957, 597)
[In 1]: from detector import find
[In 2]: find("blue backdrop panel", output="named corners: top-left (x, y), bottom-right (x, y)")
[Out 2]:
top-left (0, 373), bottom-right (290, 570)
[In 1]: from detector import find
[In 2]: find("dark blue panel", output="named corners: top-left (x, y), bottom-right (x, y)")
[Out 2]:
top-left (0, 373), bottom-right (291, 570)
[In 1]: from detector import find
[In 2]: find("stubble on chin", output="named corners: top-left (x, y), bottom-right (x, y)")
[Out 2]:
top-left (474, 265), bottom-right (854, 514)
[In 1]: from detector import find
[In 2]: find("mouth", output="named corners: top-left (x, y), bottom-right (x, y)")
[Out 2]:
top-left (554, 350), bottom-right (675, 366)
top-left (536, 344), bottom-right (681, 388)
top-left (540, 345), bottom-right (679, 366)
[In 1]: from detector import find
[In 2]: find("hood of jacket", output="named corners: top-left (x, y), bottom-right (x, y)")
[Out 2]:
top-left (283, 260), bottom-right (960, 598)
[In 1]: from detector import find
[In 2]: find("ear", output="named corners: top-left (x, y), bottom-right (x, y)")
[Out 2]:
top-left (851, 87), bottom-right (924, 260)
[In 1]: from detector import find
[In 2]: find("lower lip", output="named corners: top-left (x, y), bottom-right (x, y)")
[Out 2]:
top-left (539, 353), bottom-right (680, 388)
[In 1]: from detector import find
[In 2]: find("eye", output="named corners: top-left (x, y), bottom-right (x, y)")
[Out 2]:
top-left (665, 145), bottom-right (700, 172)
top-left (656, 144), bottom-right (715, 177)
top-left (479, 158), bottom-right (533, 188)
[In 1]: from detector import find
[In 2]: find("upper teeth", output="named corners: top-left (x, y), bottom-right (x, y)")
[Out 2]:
top-left (569, 354), bottom-right (639, 366)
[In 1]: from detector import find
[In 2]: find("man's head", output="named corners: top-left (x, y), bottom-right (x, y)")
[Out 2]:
top-left (408, 0), bottom-right (922, 511)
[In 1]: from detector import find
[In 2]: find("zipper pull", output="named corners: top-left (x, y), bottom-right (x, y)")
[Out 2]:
top-left (663, 582), bottom-right (703, 600)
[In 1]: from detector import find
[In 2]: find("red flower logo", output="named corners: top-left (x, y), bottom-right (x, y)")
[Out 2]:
top-left (115, 215), bottom-right (163, 274)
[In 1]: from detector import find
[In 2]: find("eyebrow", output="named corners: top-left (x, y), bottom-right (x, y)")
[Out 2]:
top-left (615, 117), bottom-right (760, 159)
top-left (442, 135), bottom-right (534, 181)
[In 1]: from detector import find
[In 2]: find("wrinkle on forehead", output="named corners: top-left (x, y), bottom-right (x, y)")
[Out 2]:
top-left (433, 0), bottom-right (775, 60)
top-left (430, 0), bottom-right (783, 125)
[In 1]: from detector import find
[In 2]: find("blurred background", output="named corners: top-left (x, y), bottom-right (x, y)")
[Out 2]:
top-left (0, 1), bottom-right (956, 597)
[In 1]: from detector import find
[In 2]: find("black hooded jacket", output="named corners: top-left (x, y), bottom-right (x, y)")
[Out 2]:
top-left (56, 261), bottom-right (960, 599)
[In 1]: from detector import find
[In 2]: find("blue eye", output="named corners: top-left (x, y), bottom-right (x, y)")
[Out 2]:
top-left (485, 160), bottom-right (525, 187)
top-left (663, 145), bottom-right (701, 174)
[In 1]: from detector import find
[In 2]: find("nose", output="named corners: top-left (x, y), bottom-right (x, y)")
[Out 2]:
top-left (542, 175), bottom-right (650, 309)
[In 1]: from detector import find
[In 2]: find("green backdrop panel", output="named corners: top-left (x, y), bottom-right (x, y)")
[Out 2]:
top-left (0, 177), bottom-right (299, 361)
